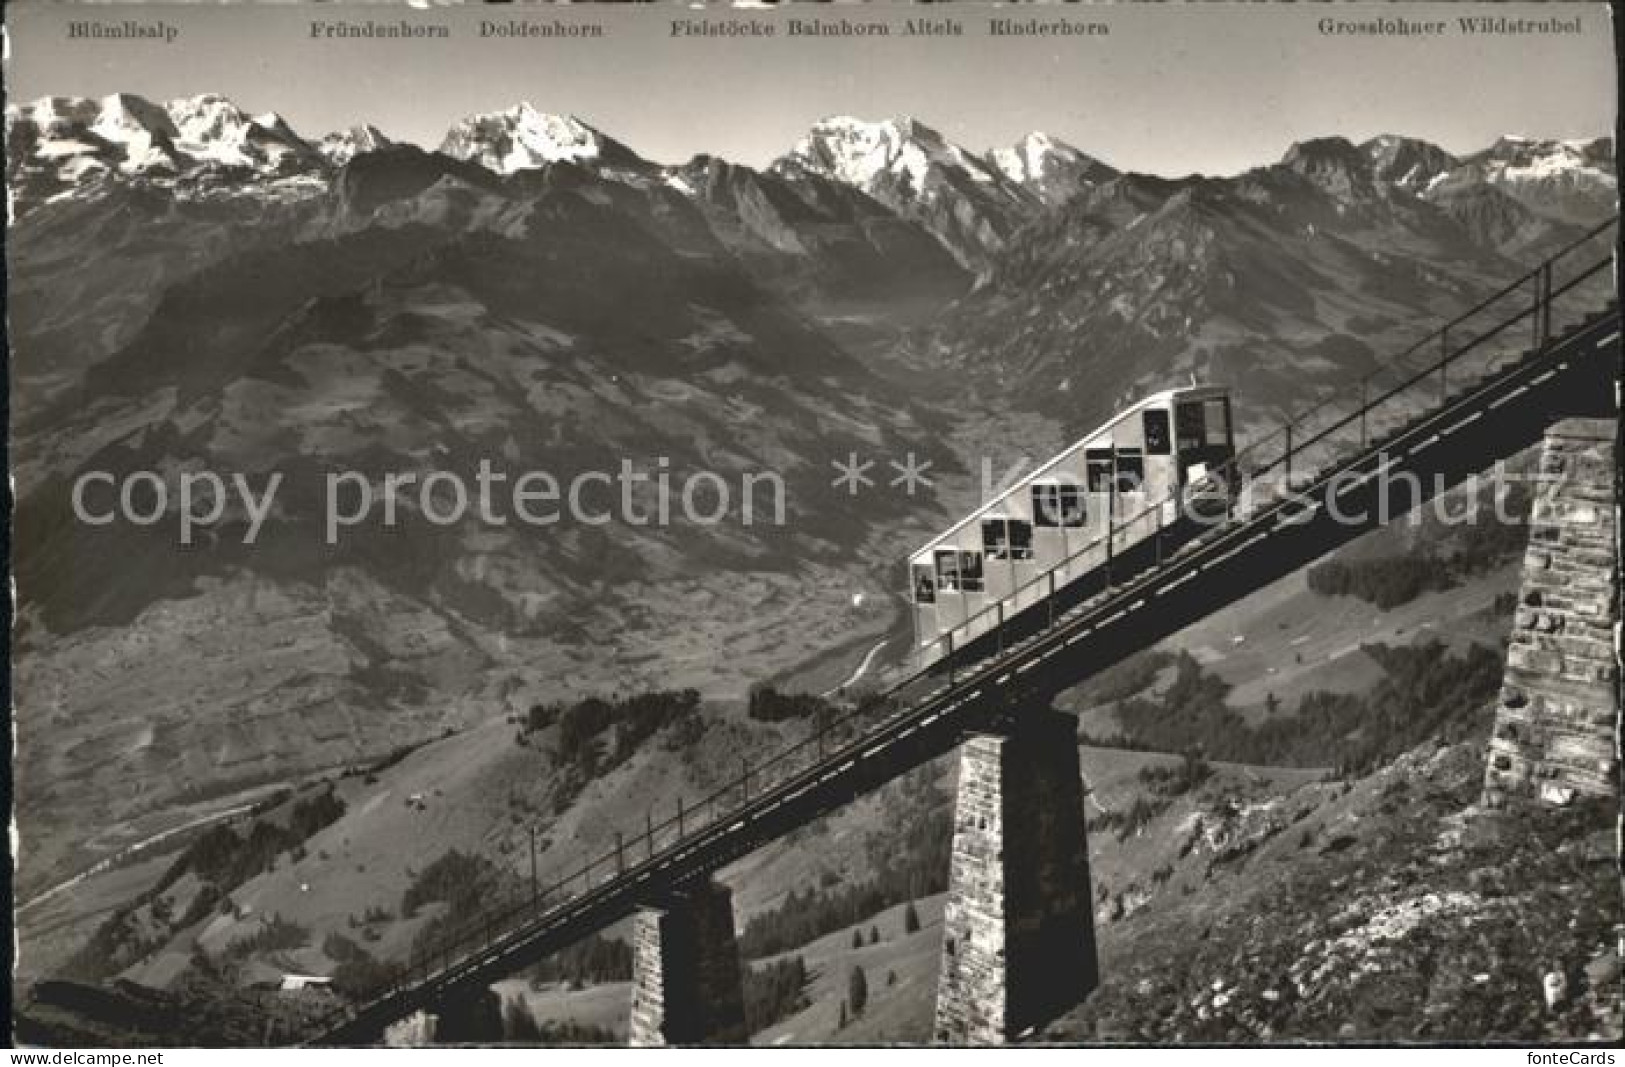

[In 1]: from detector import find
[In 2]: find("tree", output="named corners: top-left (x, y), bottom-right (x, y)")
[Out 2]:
top-left (852, 929), bottom-right (863, 950)
top-left (503, 997), bottom-right (540, 1041)
top-left (904, 901), bottom-right (921, 935)
top-left (838, 1000), bottom-right (848, 1029)
top-left (868, 924), bottom-right (880, 945)
top-left (848, 965), bottom-right (869, 1015)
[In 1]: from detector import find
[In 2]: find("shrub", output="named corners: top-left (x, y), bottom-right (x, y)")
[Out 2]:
top-left (402, 849), bottom-right (498, 917)
top-left (529, 934), bottom-right (632, 986)
top-left (1137, 752), bottom-right (1213, 797)
top-left (1307, 557), bottom-right (1455, 609)
top-left (225, 914), bottom-right (309, 958)
top-left (739, 776), bottom-right (951, 959)
top-left (847, 965), bottom-right (868, 1015)
top-left (747, 687), bottom-right (834, 723)
top-left (1090, 643), bottom-right (1501, 773)
top-left (743, 956), bottom-right (809, 1032)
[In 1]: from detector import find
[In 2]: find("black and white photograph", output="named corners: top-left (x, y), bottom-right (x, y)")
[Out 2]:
top-left (4, 0), bottom-right (1621, 1050)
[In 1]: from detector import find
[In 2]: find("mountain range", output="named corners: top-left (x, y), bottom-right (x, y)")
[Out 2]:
top-left (13, 93), bottom-right (1610, 263)
top-left (5, 91), bottom-right (1616, 959)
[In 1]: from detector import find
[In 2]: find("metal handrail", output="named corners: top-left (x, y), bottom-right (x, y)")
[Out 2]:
top-left (308, 216), bottom-right (1618, 1040)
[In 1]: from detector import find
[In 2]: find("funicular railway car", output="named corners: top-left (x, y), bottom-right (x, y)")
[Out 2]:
top-left (909, 386), bottom-right (1236, 671)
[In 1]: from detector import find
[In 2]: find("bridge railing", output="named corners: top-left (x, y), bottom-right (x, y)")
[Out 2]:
top-left (1258, 226), bottom-right (1615, 500)
top-left (309, 217), bottom-right (1618, 1039)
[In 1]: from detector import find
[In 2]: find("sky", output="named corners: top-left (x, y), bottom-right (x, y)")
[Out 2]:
top-left (4, 1), bottom-right (1616, 176)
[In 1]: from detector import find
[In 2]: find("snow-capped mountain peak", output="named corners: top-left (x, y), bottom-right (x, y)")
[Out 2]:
top-left (91, 92), bottom-right (180, 142)
top-left (317, 124), bottom-right (394, 166)
top-left (1479, 135), bottom-right (1613, 180)
top-left (987, 131), bottom-right (1117, 206)
top-left (8, 93), bottom-right (182, 181)
top-left (1456, 134), bottom-right (1617, 225)
top-left (8, 95), bottom-right (97, 133)
top-left (157, 93), bottom-right (320, 171)
top-left (1359, 134), bottom-right (1458, 192)
top-left (165, 93), bottom-right (253, 157)
top-left (438, 103), bottom-right (635, 174)
top-left (780, 114), bottom-right (1005, 193)
top-left (5, 90), bottom-right (334, 214)
top-left (987, 131), bottom-right (1066, 183)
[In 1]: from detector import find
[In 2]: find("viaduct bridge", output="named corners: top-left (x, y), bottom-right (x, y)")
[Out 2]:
top-left (310, 219), bottom-right (1621, 1046)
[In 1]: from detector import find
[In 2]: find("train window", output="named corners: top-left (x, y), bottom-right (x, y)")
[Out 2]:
top-left (1143, 409), bottom-right (1172, 455)
top-left (935, 549), bottom-right (961, 592)
top-left (1008, 520), bottom-right (1034, 560)
top-left (912, 564), bottom-right (936, 604)
top-left (982, 518), bottom-right (1009, 560)
top-left (1176, 402), bottom-right (1206, 451)
top-left (1116, 448), bottom-right (1146, 494)
top-left (1059, 484), bottom-right (1086, 525)
top-left (1034, 482), bottom-right (1087, 527)
top-left (1085, 450), bottom-right (1114, 493)
top-left (1204, 399), bottom-right (1230, 447)
top-left (959, 551), bottom-right (985, 592)
top-left (1032, 485), bottom-right (1058, 528)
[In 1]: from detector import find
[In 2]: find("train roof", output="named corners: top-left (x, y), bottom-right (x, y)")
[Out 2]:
top-left (908, 384), bottom-right (1230, 563)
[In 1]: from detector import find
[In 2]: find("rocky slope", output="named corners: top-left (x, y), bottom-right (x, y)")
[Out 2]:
top-left (1054, 745), bottom-right (1621, 1043)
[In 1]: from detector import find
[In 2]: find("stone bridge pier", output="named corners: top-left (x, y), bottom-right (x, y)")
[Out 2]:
top-left (1485, 417), bottom-right (1619, 806)
top-left (933, 707), bottom-right (1098, 1045)
top-left (627, 878), bottom-right (747, 1046)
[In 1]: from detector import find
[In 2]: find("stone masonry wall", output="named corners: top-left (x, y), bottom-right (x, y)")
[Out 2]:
top-left (1485, 417), bottom-right (1619, 806)
top-left (381, 1010), bottom-right (437, 1047)
top-left (627, 879), bottom-right (747, 1046)
top-left (934, 709), bottom-right (1098, 1044)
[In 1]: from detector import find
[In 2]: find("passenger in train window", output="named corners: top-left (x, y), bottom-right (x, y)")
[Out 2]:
top-left (1085, 450), bottom-right (1113, 493)
top-left (1144, 408), bottom-right (1172, 455)
top-left (1032, 485), bottom-right (1058, 527)
top-left (982, 518), bottom-right (1010, 559)
top-left (1115, 448), bottom-right (1146, 494)
top-left (1057, 483), bottom-right (1086, 526)
top-left (1008, 519), bottom-right (1035, 560)
top-left (913, 565), bottom-right (936, 604)
top-left (1035, 483), bottom-right (1088, 526)
top-left (958, 551), bottom-right (985, 592)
